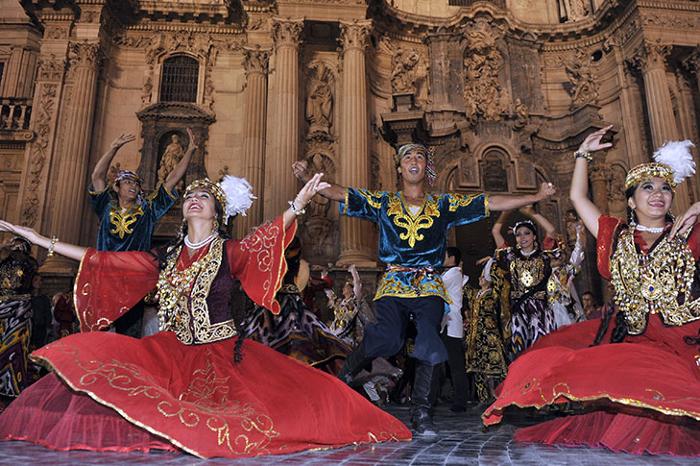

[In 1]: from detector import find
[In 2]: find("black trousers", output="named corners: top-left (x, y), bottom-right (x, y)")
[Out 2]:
top-left (441, 332), bottom-right (470, 408)
top-left (361, 296), bottom-right (448, 366)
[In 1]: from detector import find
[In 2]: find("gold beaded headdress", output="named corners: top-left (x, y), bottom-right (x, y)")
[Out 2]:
top-left (624, 140), bottom-right (696, 191)
top-left (184, 176), bottom-right (255, 224)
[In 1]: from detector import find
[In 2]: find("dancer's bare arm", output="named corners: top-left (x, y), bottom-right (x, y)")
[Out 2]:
top-left (0, 220), bottom-right (87, 262)
top-left (292, 160), bottom-right (346, 202)
top-left (91, 133), bottom-right (136, 192)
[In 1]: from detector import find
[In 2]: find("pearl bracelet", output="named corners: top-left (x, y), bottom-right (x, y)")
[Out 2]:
top-left (47, 236), bottom-right (59, 257)
top-left (574, 150), bottom-right (592, 162)
top-left (288, 200), bottom-right (306, 216)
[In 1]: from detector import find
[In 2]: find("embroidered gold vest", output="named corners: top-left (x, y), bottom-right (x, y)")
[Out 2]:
top-left (155, 237), bottom-right (237, 344)
top-left (609, 228), bottom-right (700, 335)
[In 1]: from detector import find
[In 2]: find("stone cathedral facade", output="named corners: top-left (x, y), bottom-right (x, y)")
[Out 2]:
top-left (1, 0), bottom-right (700, 297)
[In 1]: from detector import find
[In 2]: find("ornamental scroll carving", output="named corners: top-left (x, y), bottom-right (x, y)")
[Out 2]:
top-left (629, 40), bottom-right (672, 72)
top-left (461, 20), bottom-right (507, 125)
top-left (21, 84), bottom-right (57, 227)
top-left (37, 55), bottom-right (66, 82)
top-left (559, 0), bottom-right (590, 23)
top-left (339, 20), bottom-right (371, 53)
top-left (271, 18), bottom-right (304, 47)
top-left (243, 47), bottom-right (270, 76)
top-left (563, 49), bottom-right (599, 109)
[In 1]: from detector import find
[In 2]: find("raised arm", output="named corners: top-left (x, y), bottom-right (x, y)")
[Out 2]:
top-left (163, 127), bottom-right (196, 193)
top-left (282, 173), bottom-right (331, 229)
top-left (520, 204), bottom-right (556, 238)
top-left (91, 133), bottom-right (136, 192)
top-left (293, 160), bottom-right (346, 202)
top-left (491, 210), bottom-right (511, 248)
top-left (349, 264), bottom-right (362, 299)
top-left (569, 125), bottom-right (614, 239)
top-left (0, 220), bottom-right (87, 262)
top-left (488, 182), bottom-right (556, 212)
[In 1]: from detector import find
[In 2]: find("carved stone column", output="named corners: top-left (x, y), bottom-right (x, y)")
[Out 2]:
top-left (265, 18), bottom-right (303, 220)
top-left (238, 47), bottom-right (270, 237)
top-left (337, 20), bottom-right (375, 267)
top-left (632, 41), bottom-right (689, 213)
top-left (589, 157), bottom-right (609, 215)
top-left (44, 41), bottom-right (101, 271)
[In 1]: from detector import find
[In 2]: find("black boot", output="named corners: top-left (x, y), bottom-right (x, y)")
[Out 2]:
top-left (337, 345), bottom-right (372, 385)
top-left (410, 362), bottom-right (439, 437)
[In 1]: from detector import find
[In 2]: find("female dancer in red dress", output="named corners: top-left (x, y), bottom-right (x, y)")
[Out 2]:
top-left (482, 126), bottom-right (700, 456)
top-left (0, 173), bottom-right (411, 459)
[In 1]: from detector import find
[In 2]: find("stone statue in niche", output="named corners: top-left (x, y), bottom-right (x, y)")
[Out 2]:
top-left (391, 48), bottom-right (421, 94)
top-left (482, 154), bottom-right (508, 192)
top-left (559, 0), bottom-right (590, 22)
top-left (305, 64), bottom-right (334, 136)
top-left (157, 133), bottom-right (186, 189)
top-left (512, 98), bottom-right (529, 130)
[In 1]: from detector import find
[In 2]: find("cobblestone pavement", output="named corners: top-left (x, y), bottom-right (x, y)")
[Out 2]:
top-left (0, 404), bottom-right (693, 465)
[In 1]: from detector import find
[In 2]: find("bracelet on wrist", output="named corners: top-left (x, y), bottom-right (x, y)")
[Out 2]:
top-left (288, 200), bottom-right (306, 216)
top-left (47, 236), bottom-right (59, 257)
top-left (574, 150), bottom-right (592, 162)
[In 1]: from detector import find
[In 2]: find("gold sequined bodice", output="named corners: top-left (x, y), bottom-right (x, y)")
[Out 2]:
top-left (610, 228), bottom-right (700, 334)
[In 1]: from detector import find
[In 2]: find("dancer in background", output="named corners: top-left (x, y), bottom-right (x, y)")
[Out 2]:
top-left (491, 206), bottom-right (559, 358)
top-left (483, 126), bottom-right (700, 456)
top-left (547, 222), bottom-right (586, 328)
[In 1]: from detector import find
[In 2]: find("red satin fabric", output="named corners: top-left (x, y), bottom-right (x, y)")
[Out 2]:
top-left (0, 331), bottom-right (411, 458)
top-left (482, 316), bottom-right (700, 456)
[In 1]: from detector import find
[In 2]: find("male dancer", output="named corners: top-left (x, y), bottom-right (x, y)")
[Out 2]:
top-left (293, 143), bottom-right (555, 435)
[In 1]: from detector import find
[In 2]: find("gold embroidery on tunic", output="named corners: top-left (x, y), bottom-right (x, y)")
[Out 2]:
top-left (447, 193), bottom-right (478, 212)
top-left (386, 193), bottom-right (440, 248)
top-left (356, 189), bottom-right (384, 209)
top-left (109, 205), bottom-right (144, 239)
top-left (610, 229), bottom-right (700, 335)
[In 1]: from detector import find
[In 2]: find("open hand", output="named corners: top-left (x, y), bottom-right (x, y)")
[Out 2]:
top-left (578, 125), bottom-right (614, 154)
top-left (294, 173), bottom-right (331, 211)
top-left (0, 220), bottom-right (39, 244)
top-left (669, 201), bottom-right (700, 239)
top-left (537, 182), bottom-right (556, 201)
top-left (111, 133), bottom-right (136, 150)
top-left (292, 160), bottom-right (310, 182)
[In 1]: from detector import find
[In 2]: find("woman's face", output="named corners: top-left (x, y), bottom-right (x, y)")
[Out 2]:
top-left (183, 189), bottom-right (217, 221)
top-left (515, 226), bottom-right (536, 252)
top-left (342, 282), bottom-right (353, 299)
top-left (629, 177), bottom-right (673, 223)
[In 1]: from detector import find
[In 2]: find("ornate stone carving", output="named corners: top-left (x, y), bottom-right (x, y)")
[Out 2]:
top-left (37, 55), bottom-right (66, 82)
top-left (68, 41), bottom-right (101, 69)
top-left (390, 47), bottom-right (421, 94)
top-left (271, 18), bottom-right (304, 47)
top-left (21, 84), bottom-right (57, 227)
top-left (339, 20), bottom-right (371, 52)
top-left (461, 19), bottom-right (507, 124)
top-left (563, 49), bottom-right (599, 109)
top-left (511, 98), bottom-right (530, 130)
top-left (630, 40), bottom-right (672, 72)
top-left (559, 0), bottom-right (590, 23)
top-left (305, 62), bottom-right (335, 138)
top-left (243, 46), bottom-right (270, 76)
top-left (45, 25), bottom-right (70, 40)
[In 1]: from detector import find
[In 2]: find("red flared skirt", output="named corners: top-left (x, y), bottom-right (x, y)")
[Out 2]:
top-left (0, 331), bottom-right (411, 458)
top-left (483, 316), bottom-right (700, 456)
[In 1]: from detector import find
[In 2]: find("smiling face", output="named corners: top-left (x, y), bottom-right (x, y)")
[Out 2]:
top-left (183, 189), bottom-right (217, 222)
top-left (342, 281), bottom-right (353, 299)
top-left (628, 177), bottom-right (673, 224)
top-left (398, 149), bottom-right (427, 184)
top-left (115, 178), bottom-right (140, 202)
top-left (515, 225), bottom-right (537, 252)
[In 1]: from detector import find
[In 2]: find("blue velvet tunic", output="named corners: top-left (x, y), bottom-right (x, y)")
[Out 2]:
top-left (90, 185), bottom-right (178, 252)
top-left (340, 188), bottom-right (489, 302)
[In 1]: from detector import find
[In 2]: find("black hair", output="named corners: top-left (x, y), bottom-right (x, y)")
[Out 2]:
top-left (445, 246), bottom-right (462, 265)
